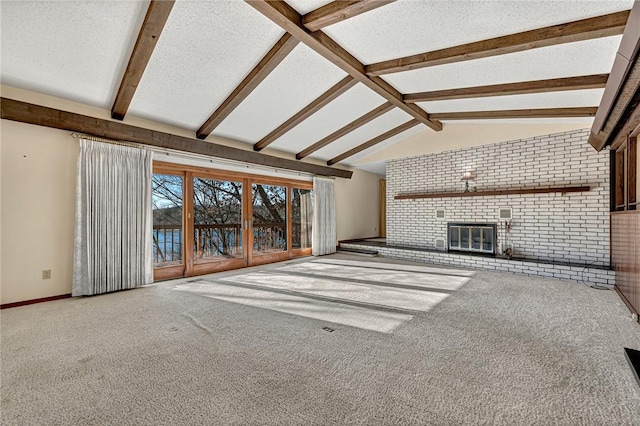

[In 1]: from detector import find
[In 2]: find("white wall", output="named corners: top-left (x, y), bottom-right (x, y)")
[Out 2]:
top-left (1, 120), bottom-right (78, 304)
top-left (335, 170), bottom-right (381, 240)
top-left (0, 86), bottom-right (380, 304)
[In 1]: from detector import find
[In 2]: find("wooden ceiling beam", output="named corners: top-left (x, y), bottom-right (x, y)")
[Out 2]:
top-left (366, 10), bottom-right (630, 76)
top-left (296, 102), bottom-right (394, 159)
top-left (429, 107), bottom-right (598, 121)
top-left (254, 76), bottom-right (357, 151)
top-left (111, 0), bottom-right (175, 120)
top-left (327, 118), bottom-right (420, 165)
top-left (1, 98), bottom-right (352, 179)
top-left (245, 0), bottom-right (442, 132)
top-left (302, 0), bottom-right (396, 32)
top-left (404, 74), bottom-right (609, 103)
top-left (196, 33), bottom-right (299, 139)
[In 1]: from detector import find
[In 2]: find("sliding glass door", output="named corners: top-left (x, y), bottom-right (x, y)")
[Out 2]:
top-left (250, 183), bottom-right (288, 265)
top-left (152, 172), bottom-right (185, 280)
top-left (191, 176), bottom-right (246, 275)
top-left (152, 162), bottom-right (313, 280)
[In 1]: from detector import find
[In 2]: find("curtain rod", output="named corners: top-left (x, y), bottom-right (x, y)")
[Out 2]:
top-left (70, 132), bottom-right (319, 179)
top-left (71, 133), bottom-right (147, 149)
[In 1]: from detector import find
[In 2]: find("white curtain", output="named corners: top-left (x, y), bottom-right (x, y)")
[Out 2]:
top-left (312, 177), bottom-right (337, 256)
top-left (73, 139), bottom-right (153, 296)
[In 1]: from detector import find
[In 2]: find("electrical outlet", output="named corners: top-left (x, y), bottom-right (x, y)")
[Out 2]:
top-left (42, 270), bottom-right (51, 280)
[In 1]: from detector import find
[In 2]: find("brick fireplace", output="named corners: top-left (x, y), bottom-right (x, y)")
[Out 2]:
top-left (368, 128), bottom-right (613, 285)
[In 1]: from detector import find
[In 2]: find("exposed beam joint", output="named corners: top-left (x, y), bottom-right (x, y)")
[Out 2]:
top-left (197, 33), bottom-right (299, 139)
top-left (302, 0), bottom-right (395, 31)
top-left (327, 119), bottom-right (420, 165)
top-left (246, 0), bottom-right (442, 131)
top-left (296, 102), bottom-right (394, 159)
top-left (254, 76), bottom-right (357, 151)
top-left (429, 107), bottom-right (598, 121)
top-left (404, 74), bottom-right (609, 103)
top-left (366, 10), bottom-right (631, 76)
top-left (1, 98), bottom-right (352, 179)
top-left (111, 0), bottom-right (175, 120)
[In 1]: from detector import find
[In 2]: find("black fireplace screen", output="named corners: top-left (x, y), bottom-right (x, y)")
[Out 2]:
top-left (448, 223), bottom-right (496, 254)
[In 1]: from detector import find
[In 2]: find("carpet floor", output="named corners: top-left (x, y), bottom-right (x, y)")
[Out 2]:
top-left (2, 254), bottom-right (640, 425)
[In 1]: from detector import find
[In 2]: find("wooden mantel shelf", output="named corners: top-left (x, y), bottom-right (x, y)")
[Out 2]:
top-left (394, 185), bottom-right (591, 200)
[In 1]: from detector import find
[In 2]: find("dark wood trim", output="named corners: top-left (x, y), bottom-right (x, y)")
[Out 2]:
top-left (154, 160), bottom-right (312, 188)
top-left (591, 4), bottom-right (640, 136)
top-left (404, 74), bottom-right (609, 103)
top-left (327, 118), bottom-right (420, 165)
top-left (590, 3), bottom-right (640, 151)
top-left (111, 0), bottom-right (175, 120)
top-left (1, 293), bottom-right (72, 309)
top-left (429, 107), bottom-right (597, 121)
top-left (365, 10), bottom-right (630, 76)
top-left (196, 33), bottom-right (299, 139)
top-left (296, 102), bottom-right (394, 159)
top-left (395, 186), bottom-right (591, 200)
top-left (254, 76), bottom-right (357, 151)
top-left (611, 148), bottom-right (618, 211)
top-left (245, 0), bottom-right (442, 132)
top-left (0, 98), bottom-right (352, 178)
top-left (302, 0), bottom-right (395, 31)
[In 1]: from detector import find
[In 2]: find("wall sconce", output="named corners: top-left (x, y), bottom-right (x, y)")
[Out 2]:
top-left (461, 171), bottom-right (476, 192)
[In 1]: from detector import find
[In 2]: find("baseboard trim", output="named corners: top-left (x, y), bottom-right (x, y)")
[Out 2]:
top-left (1, 293), bottom-right (72, 309)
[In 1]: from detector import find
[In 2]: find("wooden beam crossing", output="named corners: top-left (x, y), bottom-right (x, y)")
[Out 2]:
top-left (429, 107), bottom-right (598, 120)
top-left (111, 0), bottom-right (175, 120)
top-left (302, 0), bottom-right (395, 31)
top-left (327, 119), bottom-right (420, 165)
top-left (254, 76), bottom-right (357, 151)
top-left (366, 10), bottom-right (630, 76)
top-left (246, 0), bottom-right (442, 131)
top-left (296, 102), bottom-right (394, 159)
top-left (1, 98), bottom-right (352, 178)
top-left (404, 74), bottom-right (609, 103)
top-left (196, 33), bottom-right (299, 139)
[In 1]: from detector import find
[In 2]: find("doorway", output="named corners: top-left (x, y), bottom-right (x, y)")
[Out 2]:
top-left (151, 161), bottom-right (313, 280)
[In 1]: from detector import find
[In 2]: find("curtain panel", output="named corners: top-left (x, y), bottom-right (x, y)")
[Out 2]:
top-left (312, 177), bottom-right (336, 256)
top-left (73, 139), bottom-right (153, 296)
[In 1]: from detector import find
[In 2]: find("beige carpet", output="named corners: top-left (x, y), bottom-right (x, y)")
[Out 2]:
top-left (2, 254), bottom-right (640, 424)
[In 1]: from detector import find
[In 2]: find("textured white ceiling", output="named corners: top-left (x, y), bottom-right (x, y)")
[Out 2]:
top-left (0, 0), bottom-right (631, 173)
top-left (0, 0), bottom-right (146, 108)
top-left (127, 0), bottom-right (284, 129)
top-left (268, 83), bottom-right (387, 154)
top-left (383, 36), bottom-right (622, 93)
top-left (214, 44), bottom-right (346, 143)
top-left (323, 0), bottom-right (634, 64)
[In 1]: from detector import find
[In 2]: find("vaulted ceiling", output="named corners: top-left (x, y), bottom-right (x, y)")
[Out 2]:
top-left (1, 0), bottom-right (634, 175)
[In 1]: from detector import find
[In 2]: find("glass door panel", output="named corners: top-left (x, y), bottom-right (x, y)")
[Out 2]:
top-left (292, 188), bottom-right (313, 250)
top-left (152, 173), bottom-right (184, 279)
top-left (193, 177), bottom-right (243, 262)
top-left (252, 183), bottom-right (287, 256)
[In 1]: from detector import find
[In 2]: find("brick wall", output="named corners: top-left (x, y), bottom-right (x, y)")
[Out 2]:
top-left (387, 129), bottom-right (610, 268)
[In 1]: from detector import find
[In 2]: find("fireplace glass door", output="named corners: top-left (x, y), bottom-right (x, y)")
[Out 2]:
top-left (448, 223), bottom-right (496, 255)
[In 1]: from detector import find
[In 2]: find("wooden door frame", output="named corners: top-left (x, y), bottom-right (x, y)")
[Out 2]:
top-left (152, 165), bottom-right (187, 281)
